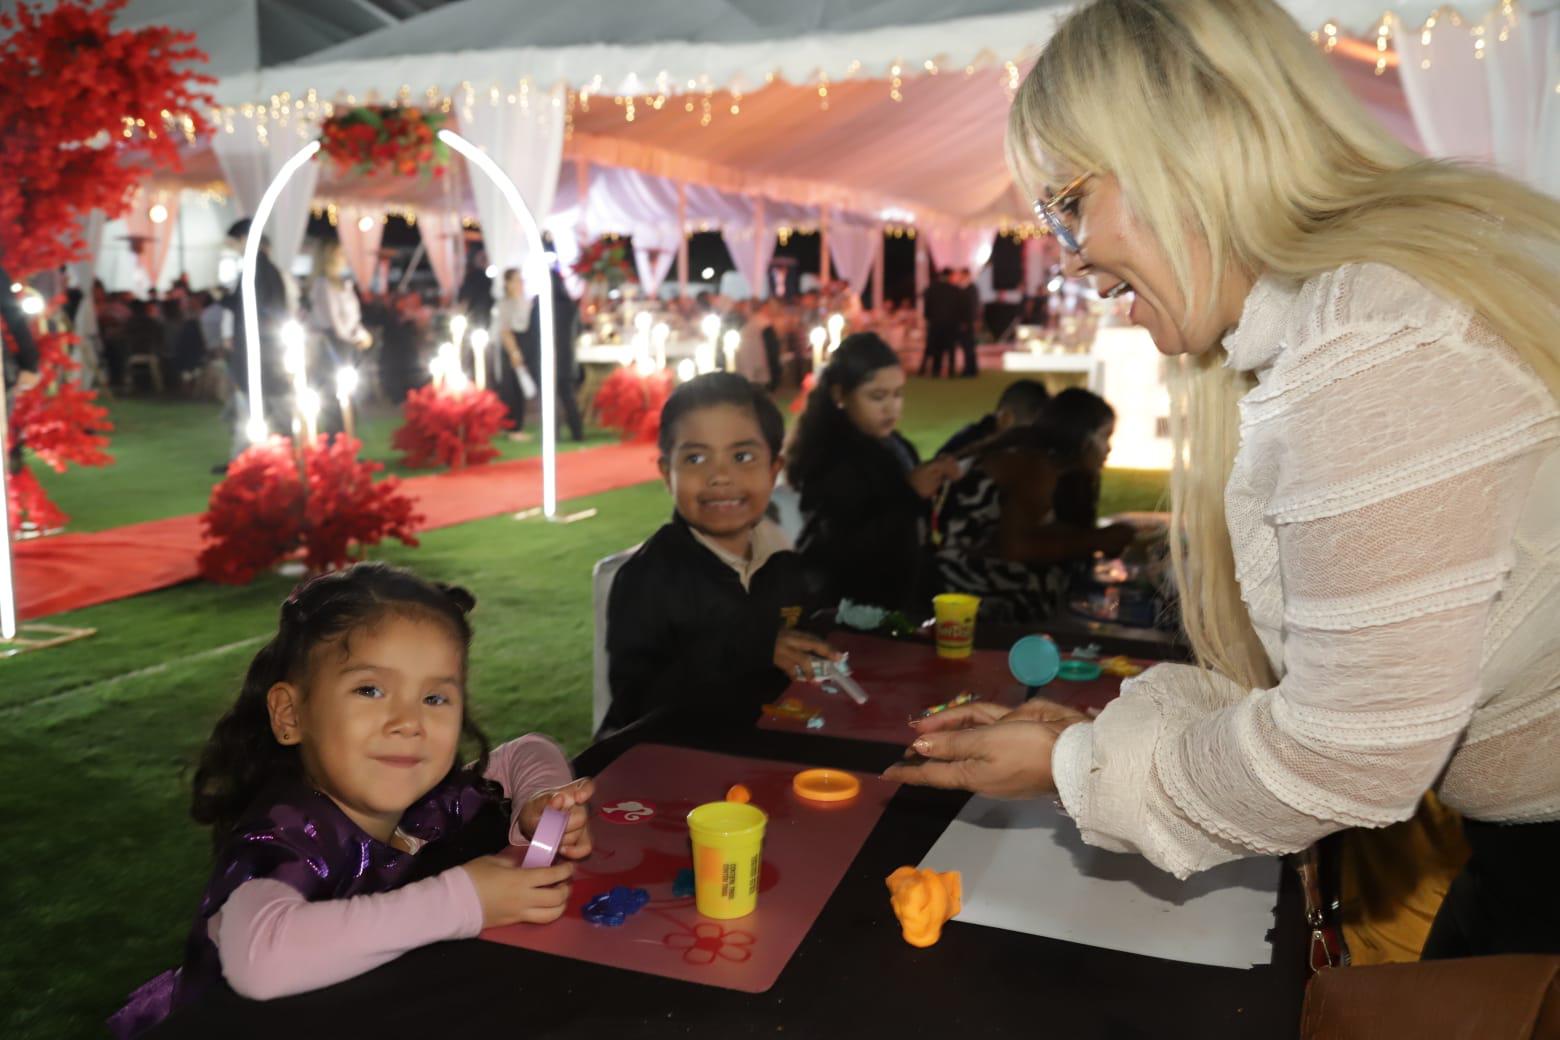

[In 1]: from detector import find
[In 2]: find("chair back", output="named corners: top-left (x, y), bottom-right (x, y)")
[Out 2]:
top-left (590, 545), bottom-right (641, 732)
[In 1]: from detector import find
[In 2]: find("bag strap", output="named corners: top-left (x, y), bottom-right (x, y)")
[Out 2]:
top-left (1297, 838), bottom-right (1351, 973)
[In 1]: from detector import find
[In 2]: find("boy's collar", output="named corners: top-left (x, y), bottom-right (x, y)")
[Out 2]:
top-left (681, 516), bottom-right (792, 589)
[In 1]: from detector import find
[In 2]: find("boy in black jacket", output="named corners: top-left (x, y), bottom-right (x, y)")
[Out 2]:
top-left (600, 374), bottom-right (838, 738)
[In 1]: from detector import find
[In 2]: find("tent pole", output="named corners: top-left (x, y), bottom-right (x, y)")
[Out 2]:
top-left (873, 223), bottom-right (886, 313)
top-left (818, 208), bottom-right (830, 288)
top-left (676, 182), bottom-right (689, 299)
top-left (753, 198), bottom-right (766, 299)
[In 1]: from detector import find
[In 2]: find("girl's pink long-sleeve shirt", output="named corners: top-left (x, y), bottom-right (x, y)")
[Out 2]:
top-left (209, 734), bottom-right (572, 1000)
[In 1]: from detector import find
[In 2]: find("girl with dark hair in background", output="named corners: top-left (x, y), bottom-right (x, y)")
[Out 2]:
top-left (786, 333), bottom-right (960, 615)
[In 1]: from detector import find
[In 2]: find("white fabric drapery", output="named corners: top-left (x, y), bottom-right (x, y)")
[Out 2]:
top-left (416, 209), bottom-right (464, 303)
top-left (211, 109), bottom-right (321, 272)
top-left (124, 187), bottom-right (181, 289)
top-left (70, 209), bottom-right (106, 296)
top-left (69, 208), bottom-right (108, 388)
top-left (722, 199), bottom-right (777, 300)
top-left (923, 226), bottom-right (993, 273)
top-left (632, 231), bottom-right (680, 298)
top-left (334, 206), bottom-right (385, 291)
top-left (828, 217), bottom-right (878, 297)
top-left (1023, 235), bottom-right (1062, 296)
top-left (1394, 6), bottom-right (1559, 195)
top-left (456, 87), bottom-right (567, 300)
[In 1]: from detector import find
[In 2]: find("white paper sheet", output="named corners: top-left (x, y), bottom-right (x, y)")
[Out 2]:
top-left (918, 797), bottom-right (1280, 969)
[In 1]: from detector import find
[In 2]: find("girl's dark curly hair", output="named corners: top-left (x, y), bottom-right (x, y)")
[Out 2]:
top-left (189, 562), bottom-right (495, 849)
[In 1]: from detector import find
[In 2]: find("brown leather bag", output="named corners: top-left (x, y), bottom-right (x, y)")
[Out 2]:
top-left (1301, 955), bottom-right (1560, 1039)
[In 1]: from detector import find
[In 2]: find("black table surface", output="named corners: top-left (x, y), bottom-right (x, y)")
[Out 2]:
top-left (151, 633), bottom-right (1305, 1040)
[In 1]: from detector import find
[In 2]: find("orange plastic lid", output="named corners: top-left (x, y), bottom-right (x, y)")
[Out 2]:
top-left (792, 768), bottom-right (861, 803)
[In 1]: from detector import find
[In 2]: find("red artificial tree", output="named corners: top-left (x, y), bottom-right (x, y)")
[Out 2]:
top-left (198, 436), bottom-right (424, 585)
top-left (391, 384), bottom-right (512, 469)
top-left (0, 0), bottom-right (211, 532)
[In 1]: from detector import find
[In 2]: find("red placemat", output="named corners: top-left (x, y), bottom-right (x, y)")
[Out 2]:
top-left (480, 743), bottom-right (898, 993)
top-left (756, 631), bottom-right (1144, 743)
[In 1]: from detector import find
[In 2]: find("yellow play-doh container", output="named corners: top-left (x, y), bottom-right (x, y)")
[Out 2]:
top-left (687, 800), bottom-right (767, 920)
top-left (932, 593), bottom-right (981, 659)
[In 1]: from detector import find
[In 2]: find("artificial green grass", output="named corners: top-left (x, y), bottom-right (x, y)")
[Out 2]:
top-left (3, 373), bottom-right (1167, 1039)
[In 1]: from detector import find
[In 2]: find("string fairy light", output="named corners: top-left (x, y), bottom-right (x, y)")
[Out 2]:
top-left (210, 6), bottom-right (1535, 154)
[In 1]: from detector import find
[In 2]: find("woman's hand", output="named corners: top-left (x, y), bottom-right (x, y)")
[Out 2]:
top-left (884, 698), bottom-right (1092, 798)
top-left (773, 630), bottom-right (842, 680)
top-left (519, 777), bottom-right (595, 860)
top-left (461, 858), bottom-right (573, 927)
top-left (908, 455), bottom-right (962, 499)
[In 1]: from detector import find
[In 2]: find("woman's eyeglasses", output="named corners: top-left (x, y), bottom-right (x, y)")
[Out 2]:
top-left (1032, 173), bottom-right (1090, 255)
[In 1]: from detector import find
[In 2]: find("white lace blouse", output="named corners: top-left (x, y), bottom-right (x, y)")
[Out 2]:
top-left (1052, 263), bottom-right (1560, 879)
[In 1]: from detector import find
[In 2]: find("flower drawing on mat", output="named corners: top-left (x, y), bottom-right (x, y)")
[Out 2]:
top-left (663, 922), bottom-right (755, 966)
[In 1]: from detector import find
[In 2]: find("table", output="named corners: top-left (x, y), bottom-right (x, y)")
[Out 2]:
top-left (150, 637), bottom-right (1306, 1040)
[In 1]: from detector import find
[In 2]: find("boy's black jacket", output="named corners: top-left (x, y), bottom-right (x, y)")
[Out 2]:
top-left (600, 513), bottom-right (810, 738)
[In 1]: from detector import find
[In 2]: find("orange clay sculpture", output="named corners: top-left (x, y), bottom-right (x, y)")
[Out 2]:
top-left (885, 866), bottom-right (962, 947)
top-left (725, 784), bottom-right (752, 804)
top-left (1100, 655), bottom-right (1145, 677)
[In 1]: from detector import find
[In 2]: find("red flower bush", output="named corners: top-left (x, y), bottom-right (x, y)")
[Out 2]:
top-left (198, 437), bottom-right (423, 585)
top-left (0, 0), bottom-right (208, 532)
top-left (593, 366), bottom-right (674, 443)
top-left (8, 331), bottom-right (112, 473)
top-left (5, 466), bottom-right (66, 534)
top-left (391, 384), bottom-right (511, 469)
top-left (321, 106), bottom-right (448, 179)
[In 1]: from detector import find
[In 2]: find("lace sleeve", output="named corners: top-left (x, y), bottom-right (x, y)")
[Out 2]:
top-left (1053, 311), bottom-right (1557, 878)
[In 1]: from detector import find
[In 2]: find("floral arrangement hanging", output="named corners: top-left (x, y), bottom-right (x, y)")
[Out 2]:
top-left (198, 436), bottom-right (423, 585)
top-left (391, 383), bottom-right (511, 469)
top-left (0, 0), bottom-right (210, 533)
top-left (571, 236), bottom-right (637, 289)
top-left (320, 106), bottom-right (449, 179)
top-left (593, 365), bottom-right (674, 443)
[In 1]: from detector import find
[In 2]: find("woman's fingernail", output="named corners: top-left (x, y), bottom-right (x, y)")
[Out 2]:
top-left (912, 738), bottom-right (931, 754)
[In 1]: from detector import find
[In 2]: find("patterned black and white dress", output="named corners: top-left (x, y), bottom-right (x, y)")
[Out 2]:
top-left (933, 465), bottom-right (1076, 624)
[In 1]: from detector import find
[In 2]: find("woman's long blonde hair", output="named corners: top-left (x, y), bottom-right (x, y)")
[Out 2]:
top-left (1008, 0), bottom-right (1560, 689)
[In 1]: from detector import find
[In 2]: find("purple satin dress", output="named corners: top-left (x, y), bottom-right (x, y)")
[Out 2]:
top-left (110, 773), bottom-right (504, 1037)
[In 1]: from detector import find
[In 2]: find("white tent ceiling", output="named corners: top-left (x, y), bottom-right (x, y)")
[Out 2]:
top-left (114, 0), bottom-right (1546, 229)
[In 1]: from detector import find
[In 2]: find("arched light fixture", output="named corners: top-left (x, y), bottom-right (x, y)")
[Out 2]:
top-left (239, 129), bottom-right (561, 518)
top-left (239, 138), bottom-right (320, 445)
top-left (436, 128), bottom-right (558, 519)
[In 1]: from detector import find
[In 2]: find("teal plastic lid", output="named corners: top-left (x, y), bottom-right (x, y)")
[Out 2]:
top-left (1057, 659), bottom-right (1103, 682)
top-left (1008, 635), bottom-right (1061, 687)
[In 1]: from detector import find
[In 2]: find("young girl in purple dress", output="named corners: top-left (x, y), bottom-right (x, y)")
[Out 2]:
top-left (111, 563), bottom-right (594, 1036)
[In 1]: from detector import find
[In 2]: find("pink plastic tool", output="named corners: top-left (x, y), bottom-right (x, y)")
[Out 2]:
top-left (520, 807), bottom-right (569, 868)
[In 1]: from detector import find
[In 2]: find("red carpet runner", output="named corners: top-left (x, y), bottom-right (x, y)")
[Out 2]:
top-left (14, 441), bottom-right (660, 621)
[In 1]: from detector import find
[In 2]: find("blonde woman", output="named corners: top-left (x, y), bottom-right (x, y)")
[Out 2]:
top-left (887, 0), bottom-right (1560, 959)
